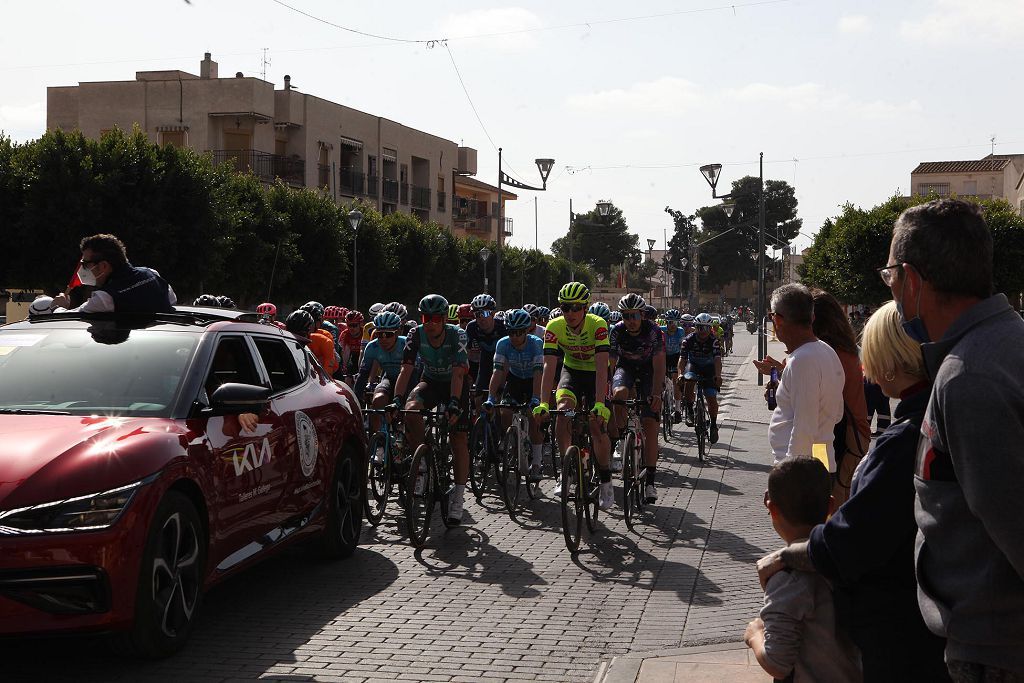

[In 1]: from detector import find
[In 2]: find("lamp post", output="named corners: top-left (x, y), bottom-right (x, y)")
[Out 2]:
top-left (496, 150), bottom-right (554, 307)
top-left (700, 153), bottom-right (766, 385)
top-left (348, 209), bottom-right (363, 310)
top-left (479, 246), bottom-right (491, 293)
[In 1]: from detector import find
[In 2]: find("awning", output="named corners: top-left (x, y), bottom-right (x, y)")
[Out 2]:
top-left (340, 136), bottom-right (363, 148)
top-left (156, 125), bottom-right (190, 132)
top-left (383, 147), bottom-right (397, 162)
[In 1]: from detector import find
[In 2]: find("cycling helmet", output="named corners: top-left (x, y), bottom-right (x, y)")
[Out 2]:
top-left (557, 281), bottom-right (590, 304)
top-left (29, 295), bottom-right (54, 317)
top-left (549, 307), bottom-right (563, 319)
top-left (617, 293), bottom-right (646, 311)
top-left (345, 310), bottom-right (364, 325)
top-left (447, 303), bottom-right (460, 323)
top-left (664, 308), bottom-right (681, 321)
top-left (374, 311), bottom-right (402, 331)
top-left (494, 310), bottom-right (506, 321)
top-left (256, 302), bottom-right (277, 316)
top-left (607, 310), bottom-right (623, 324)
top-left (470, 293), bottom-right (496, 311)
top-left (694, 312), bottom-right (713, 327)
top-left (533, 305), bottom-right (550, 320)
top-left (300, 301), bottom-right (325, 320)
top-left (457, 303), bottom-right (474, 320)
top-left (403, 320), bottom-right (418, 335)
top-left (522, 303), bottom-right (537, 315)
top-left (369, 302), bottom-right (385, 316)
top-left (285, 309), bottom-right (315, 336)
top-left (643, 305), bottom-right (657, 320)
top-left (217, 295), bottom-right (236, 308)
top-left (418, 294), bottom-right (449, 315)
top-left (711, 316), bottom-right (721, 324)
top-left (193, 294), bottom-right (220, 307)
top-left (588, 301), bottom-right (611, 320)
top-left (323, 305), bottom-right (344, 321)
top-left (681, 313), bottom-right (695, 324)
top-left (383, 301), bottom-right (408, 319)
top-left (505, 309), bottom-right (532, 331)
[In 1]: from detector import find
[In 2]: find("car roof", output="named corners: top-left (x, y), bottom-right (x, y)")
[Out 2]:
top-left (1, 307), bottom-right (284, 336)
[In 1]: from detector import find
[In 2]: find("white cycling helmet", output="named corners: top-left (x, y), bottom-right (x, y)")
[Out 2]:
top-left (694, 312), bottom-right (713, 327)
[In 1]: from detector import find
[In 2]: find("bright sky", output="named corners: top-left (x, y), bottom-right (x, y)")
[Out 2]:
top-left (3, 0), bottom-right (1022, 255)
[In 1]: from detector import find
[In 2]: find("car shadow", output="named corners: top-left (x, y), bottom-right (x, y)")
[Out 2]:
top-left (0, 544), bottom-right (400, 682)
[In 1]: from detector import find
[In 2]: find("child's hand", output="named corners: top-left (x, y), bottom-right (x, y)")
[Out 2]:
top-left (743, 617), bottom-right (764, 647)
top-left (756, 548), bottom-right (786, 589)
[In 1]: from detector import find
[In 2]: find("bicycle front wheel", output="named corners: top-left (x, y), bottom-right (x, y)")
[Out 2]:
top-left (560, 446), bottom-right (583, 553)
top-left (583, 448), bottom-right (599, 533)
top-left (696, 396), bottom-right (708, 463)
top-left (501, 427), bottom-right (523, 515)
top-left (364, 432), bottom-right (391, 527)
top-left (468, 416), bottom-right (494, 501)
top-left (406, 444), bottom-right (435, 547)
top-left (661, 391), bottom-right (673, 442)
top-left (622, 431), bottom-right (637, 530)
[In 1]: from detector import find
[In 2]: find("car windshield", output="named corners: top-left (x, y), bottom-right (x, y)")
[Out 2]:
top-left (0, 327), bottom-right (198, 417)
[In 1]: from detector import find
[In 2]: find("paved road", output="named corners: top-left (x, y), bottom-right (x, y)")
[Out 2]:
top-left (3, 331), bottom-right (781, 683)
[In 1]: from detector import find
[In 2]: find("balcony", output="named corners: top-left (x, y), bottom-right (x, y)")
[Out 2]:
top-left (210, 149), bottom-right (304, 187)
top-left (437, 190), bottom-right (446, 212)
top-left (503, 217), bottom-right (513, 237)
top-left (338, 167), bottom-right (364, 196)
top-left (411, 185), bottom-right (431, 210)
top-left (318, 164), bottom-right (329, 189)
top-left (452, 196), bottom-right (491, 221)
top-left (383, 178), bottom-right (399, 203)
top-left (400, 183), bottom-right (409, 205)
top-left (366, 175), bottom-right (379, 198)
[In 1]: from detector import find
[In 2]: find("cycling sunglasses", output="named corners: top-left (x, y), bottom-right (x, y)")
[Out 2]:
top-left (421, 313), bottom-right (446, 324)
top-left (621, 312), bottom-right (642, 321)
top-left (378, 330), bottom-right (398, 338)
top-left (561, 303), bottom-right (587, 313)
top-left (508, 329), bottom-right (528, 337)
top-left (474, 309), bottom-right (493, 318)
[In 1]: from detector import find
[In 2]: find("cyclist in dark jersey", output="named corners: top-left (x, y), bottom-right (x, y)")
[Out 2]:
top-left (681, 312), bottom-right (723, 444)
top-left (465, 293), bottom-right (508, 393)
top-left (609, 294), bottom-right (666, 502)
top-left (393, 294), bottom-right (472, 524)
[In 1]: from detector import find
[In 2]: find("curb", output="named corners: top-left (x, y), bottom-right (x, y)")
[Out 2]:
top-left (595, 642), bottom-right (751, 683)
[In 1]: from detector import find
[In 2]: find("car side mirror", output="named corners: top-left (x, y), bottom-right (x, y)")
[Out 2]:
top-left (209, 383), bottom-right (271, 415)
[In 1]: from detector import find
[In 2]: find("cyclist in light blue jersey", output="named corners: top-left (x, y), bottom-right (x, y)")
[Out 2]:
top-left (355, 311), bottom-right (407, 434)
top-left (484, 309), bottom-right (546, 481)
top-left (661, 308), bottom-right (687, 423)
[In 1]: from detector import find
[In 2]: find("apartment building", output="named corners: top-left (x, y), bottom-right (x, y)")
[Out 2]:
top-left (47, 53), bottom-right (517, 242)
top-left (910, 153), bottom-right (1024, 213)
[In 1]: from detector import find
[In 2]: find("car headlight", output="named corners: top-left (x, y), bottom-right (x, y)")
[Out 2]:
top-left (0, 477), bottom-right (152, 533)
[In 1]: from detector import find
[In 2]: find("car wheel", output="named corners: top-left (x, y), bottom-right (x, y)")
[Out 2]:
top-left (118, 490), bottom-right (206, 658)
top-left (321, 444), bottom-right (364, 559)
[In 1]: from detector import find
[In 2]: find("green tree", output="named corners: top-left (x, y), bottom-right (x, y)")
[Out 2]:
top-left (551, 201), bottom-right (639, 279)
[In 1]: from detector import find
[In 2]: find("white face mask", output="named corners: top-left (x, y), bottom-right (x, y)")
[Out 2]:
top-left (77, 265), bottom-right (98, 286)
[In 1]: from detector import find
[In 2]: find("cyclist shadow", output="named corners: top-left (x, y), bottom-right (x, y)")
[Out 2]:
top-left (571, 527), bottom-right (725, 607)
top-left (631, 500), bottom-right (766, 565)
top-left (414, 526), bottom-right (547, 598)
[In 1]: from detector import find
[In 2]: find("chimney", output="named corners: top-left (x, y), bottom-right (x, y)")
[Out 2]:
top-left (200, 52), bottom-right (218, 79)
top-left (284, 75), bottom-right (292, 91)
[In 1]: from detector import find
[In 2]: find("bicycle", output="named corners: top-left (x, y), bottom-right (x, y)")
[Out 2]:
top-left (548, 403), bottom-right (601, 553)
top-left (497, 400), bottom-right (539, 517)
top-left (693, 377), bottom-right (713, 463)
top-left (468, 400), bottom-right (503, 502)
top-left (362, 407), bottom-right (411, 526)
top-left (405, 408), bottom-right (459, 548)
top-left (608, 398), bottom-right (650, 530)
top-left (660, 374), bottom-right (676, 443)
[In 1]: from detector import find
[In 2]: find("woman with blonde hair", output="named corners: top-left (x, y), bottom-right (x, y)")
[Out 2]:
top-left (756, 301), bottom-right (948, 682)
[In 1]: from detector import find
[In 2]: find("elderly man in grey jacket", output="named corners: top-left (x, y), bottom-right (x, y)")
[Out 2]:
top-left (883, 199), bottom-right (1024, 680)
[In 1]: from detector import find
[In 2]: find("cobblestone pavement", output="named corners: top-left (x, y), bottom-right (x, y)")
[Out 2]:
top-left (3, 332), bottom-right (783, 683)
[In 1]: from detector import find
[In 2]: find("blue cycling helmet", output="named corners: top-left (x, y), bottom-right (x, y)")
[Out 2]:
top-left (664, 308), bottom-right (681, 321)
top-left (533, 305), bottom-right (550, 320)
top-left (505, 309), bottom-right (532, 331)
top-left (373, 311), bottom-right (402, 331)
top-left (607, 310), bottom-right (623, 324)
top-left (588, 301), bottom-right (611, 320)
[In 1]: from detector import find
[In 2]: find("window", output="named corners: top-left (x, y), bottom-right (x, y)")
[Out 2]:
top-left (288, 339), bottom-right (311, 377)
top-left (962, 180), bottom-right (978, 194)
top-left (254, 338), bottom-right (302, 393)
top-left (367, 155), bottom-right (378, 178)
top-left (918, 183), bottom-right (950, 196)
top-left (161, 130), bottom-right (185, 148)
top-left (205, 337), bottom-right (260, 400)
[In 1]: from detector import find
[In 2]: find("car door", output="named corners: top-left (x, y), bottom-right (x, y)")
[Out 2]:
top-left (201, 335), bottom-right (289, 570)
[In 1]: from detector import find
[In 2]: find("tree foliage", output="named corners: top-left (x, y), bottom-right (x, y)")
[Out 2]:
top-left (799, 194), bottom-right (1024, 305)
top-left (551, 201), bottom-right (640, 279)
top-left (0, 128), bottom-right (580, 311)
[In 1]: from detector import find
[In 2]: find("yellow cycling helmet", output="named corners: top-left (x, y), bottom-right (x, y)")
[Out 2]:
top-left (446, 303), bottom-right (460, 324)
top-left (557, 281), bottom-right (591, 304)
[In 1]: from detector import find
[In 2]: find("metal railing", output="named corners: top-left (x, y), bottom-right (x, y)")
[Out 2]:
top-left (400, 183), bottom-right (409, 205)
top-left (437, 190), bottom-right (446, 212)
top-left (411, 184), bottom-right (431, 209)
top-left (452, 195), bottom-right (491, 220)
top-left (383, 178), bottom-right (399, 203)
top-left (366, 175), bottom-right (379, 198)
top-left (338, 167), bottom-right (364, 196)
top-left (210, 149), bottom-right (304, 186)
top-left (503, 217), bottom-right (513, 237)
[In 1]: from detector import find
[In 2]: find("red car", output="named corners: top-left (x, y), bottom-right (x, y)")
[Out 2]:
top-left (0, 308), bottom-right (365, 656)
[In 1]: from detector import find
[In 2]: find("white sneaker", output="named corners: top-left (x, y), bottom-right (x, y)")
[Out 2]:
top-left (448, 486), bottom-right (465, 524)
top-left (599, 481), bottom-right (614, 510)
top-left (373, 446), bottom-right (386, 465)
top-left (553, 480), bottom-right (563, 497)
top-left (610, 442), bottom-right (623, 473)
top-left (644, 484), bottom-right (657, 503)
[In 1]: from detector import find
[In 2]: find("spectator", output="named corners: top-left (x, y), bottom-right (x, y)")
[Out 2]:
top-left (51, 234), bottom-right (176, 313)
top-left (756, 302), bottom-right (949, 682)
top-left (744, 456), bottom-right (861, 682)
top-left (810, 289), bottom-right (870, 504)
top-left (754, 284), bottom-right (845, 472)
top-left (863, 379), bottom-right (891, 436)
top-left (884, 199), bottom-right (1024, 679)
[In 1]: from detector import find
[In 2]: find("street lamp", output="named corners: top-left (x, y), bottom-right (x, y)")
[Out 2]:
top-left (647, 238), bottom-right (656, 251)
top-left (479, 246), bottom-right (491, 293)
top-left (348, 209), bottom-right (363, 310)
top-left (699, 153), bottom-right (766, 385)
top-left (496, 150), bottom-right (554, 307)
top-left (597, 200), bottom-right (613, 217)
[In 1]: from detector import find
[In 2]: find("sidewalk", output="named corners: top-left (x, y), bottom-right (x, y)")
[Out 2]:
top-left (596, 332), bottom-right (788, 683)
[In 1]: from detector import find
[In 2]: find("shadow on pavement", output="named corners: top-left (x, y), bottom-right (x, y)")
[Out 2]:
top-left (0, 545), bottom-right (400, 682)
top-left (414, 526), bottom-right (547, 598)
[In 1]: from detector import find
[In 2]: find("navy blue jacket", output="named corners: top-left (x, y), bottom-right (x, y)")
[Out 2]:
top-left (101, 263), bottom-right (174, 313)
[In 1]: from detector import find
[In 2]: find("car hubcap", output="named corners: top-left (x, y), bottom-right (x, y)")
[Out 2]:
top-left (151, 512), bottom-right (200, 638)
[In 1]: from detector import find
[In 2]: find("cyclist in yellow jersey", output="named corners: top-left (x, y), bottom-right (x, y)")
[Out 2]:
top-left (534, 281), bottom-right (614, 509)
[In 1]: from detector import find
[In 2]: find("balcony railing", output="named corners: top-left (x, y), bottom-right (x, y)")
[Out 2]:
top-left (452, 195), bottom-right (491, 220)
top-left (318, 164), bottom-right (329, 189)
top-left (437, 190), bottom-right (446, 212)
top-left (503, 217), bottom-right (513, 237)
top-left (411, 185), bottom-right (431, 209)
top-left (339, 167), bottom-right (364, 196)
top-left (383, 178), bottom-right (399, 203)
top-left (366, 175), bottom-right (379, 198)
top-left (400, 183), bottom-right (409, 205)
top-left (210, 149), bottom-right (304, 186)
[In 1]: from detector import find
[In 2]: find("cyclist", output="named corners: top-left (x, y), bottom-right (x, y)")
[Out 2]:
top-left (721, 314), bottom-right (735, 355)
top-left (457, 303), bottom-right (474, 330)
top-left (392, 294), bottom-right (472, 524)
top-left (340, 310), bottom-right (364, 382)
top-left (286, 309), bottom-right (339, 376)
top-left (534, 281), bottom-right (613, 509)
top-left (681, 312), bottom-right (723, 445)
top-left (355, 311), bottom-right (407, 436)
top-left (466, 293), bottom-right (508, 395)
top-left (447, 303), bottom-right (461, 326)
top-left (661, 308), bottom-right (687, 424)
top-left (642, 304), bottom-right (658, 322)
top-left (609, 293), bottom-right (666, 503)
top-left (484, 309), bottom-right (546, 482)
top-left (681, 313), bottom-right (696, 336)
top-left (532, 305), bottom-right (551, 331)
top-left (193, 294), bottom-right (220, 307)
top-left (607, 310), bottom-right (623, 325)
top-left (361, 302), bottom-right (386, 346)
top-left (588, 301), bottom-right (612, 323)
top-left (549, 307), bottom-right (562, 320)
